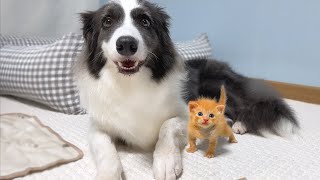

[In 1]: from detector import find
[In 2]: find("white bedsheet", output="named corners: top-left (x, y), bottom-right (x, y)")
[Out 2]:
top-left (1, 96), bottom-right (320, 179)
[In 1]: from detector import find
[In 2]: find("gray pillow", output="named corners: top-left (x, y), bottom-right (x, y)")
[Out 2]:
top-left (0, 34), bottom-right (56, 48)
top-left (0, 33), bottom-right (84, 114)
top-left (175, 33), bottom-right (212, 60)
top-left (0, 33), bottom-right (212, 114)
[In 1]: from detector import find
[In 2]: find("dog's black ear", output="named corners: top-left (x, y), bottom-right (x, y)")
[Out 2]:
top-left (80, 11), bottom-right (95, 42)
top-left (143, 2), bottom-right (171, 35)
top-left (80, 11), bottom-right (101, 53)
top-left (155, 8), bottom-right (171, 34)
top-left (79, 11), bottom-right (105, 78)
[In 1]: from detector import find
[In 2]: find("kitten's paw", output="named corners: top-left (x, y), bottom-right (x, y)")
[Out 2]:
top-left (229, 139), bottom-right (238, 143)
top-left (204, 152), bottom-right (215, 158)
top-left (232, 121), bottom-right (247, 134)
top-left (153, 151), bottom-right (182, 180)
top-left (186, 147), bottom-right (197, 153)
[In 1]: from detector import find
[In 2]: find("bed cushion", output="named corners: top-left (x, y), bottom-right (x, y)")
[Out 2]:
top-left (0, 33), bottom-right (212, 114)
top-left (175, 33), bottom-right (212, 60)
top-left (0, 34), bottom-right (56, 47)
top-left (0, 33), bottom-right (84, 114)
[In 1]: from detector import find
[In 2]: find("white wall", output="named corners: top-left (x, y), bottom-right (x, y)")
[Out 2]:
top-left (0, 0), bottom-right (100, 38)
top-left (152, 0), bottom-right (320, 86)
top-left (2, 0), bottom-right (319, 86)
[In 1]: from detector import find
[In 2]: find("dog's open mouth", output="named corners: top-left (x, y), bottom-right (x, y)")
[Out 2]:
top-left (115, 59), bottom-right (144, 75)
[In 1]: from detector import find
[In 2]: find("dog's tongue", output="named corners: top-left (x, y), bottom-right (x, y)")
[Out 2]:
top-left (121, 60), bottom-right (135, 68)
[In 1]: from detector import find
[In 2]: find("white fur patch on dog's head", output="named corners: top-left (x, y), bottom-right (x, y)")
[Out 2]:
top-left (102, 0), bottom-right (147, 70)
top-left (80, 0), bottom-right (176, 81)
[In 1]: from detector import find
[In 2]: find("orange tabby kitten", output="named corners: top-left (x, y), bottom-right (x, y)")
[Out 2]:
top-left (186, 85), bottom-right (237, 158)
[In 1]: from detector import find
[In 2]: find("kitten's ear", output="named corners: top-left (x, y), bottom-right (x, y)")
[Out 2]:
top-left (188, 101), bottom-right (198, 112)
top-left (216, 105), bottom-right (225, 113)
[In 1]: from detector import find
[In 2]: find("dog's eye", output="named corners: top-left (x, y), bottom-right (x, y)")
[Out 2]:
top-left (141, 18), bottom-right (150, 27)
top-left (102, 16), bottom-right (113, 28)
top-left (209, 114), bottom-right (214, 118)
top-left (197, 112), bottom-right (203, 116)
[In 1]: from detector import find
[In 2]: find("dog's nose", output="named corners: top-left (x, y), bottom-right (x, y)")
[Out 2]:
top-left (116, 36), bottom-right (138, 56)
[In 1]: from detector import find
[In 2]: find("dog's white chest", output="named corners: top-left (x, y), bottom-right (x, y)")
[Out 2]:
top-left (80, 68), bottom-right (186, 150)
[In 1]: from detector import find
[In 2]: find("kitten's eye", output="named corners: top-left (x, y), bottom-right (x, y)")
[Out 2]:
top-left (141, 18), bottom-right (150, 27)
top-left (209, 114), bottom-right (215, 118)
top-left (102, 16), bottom-right (113, 28)
top-left (197, 112), bottom-right (203, 116)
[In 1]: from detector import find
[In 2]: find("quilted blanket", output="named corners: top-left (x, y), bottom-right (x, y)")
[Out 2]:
top-left (0, 96), bottom-right (320, 179)
top-left (0, 113), bottom-right (83, 179)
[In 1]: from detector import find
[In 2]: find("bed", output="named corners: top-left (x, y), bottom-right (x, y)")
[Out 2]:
top-left (1, 95), bottom-right (320, 179)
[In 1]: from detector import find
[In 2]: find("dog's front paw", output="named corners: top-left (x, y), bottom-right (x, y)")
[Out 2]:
top-left (95, 173), bottom-right (121, 180)
top-left (232, 121), bottom-right (247, 134)
top-left (153, 151), bottom-right (182, 180)
top-left (95, 164), bottom-right (123, 180)
top-left (96, 172), bottom-right (122, 180)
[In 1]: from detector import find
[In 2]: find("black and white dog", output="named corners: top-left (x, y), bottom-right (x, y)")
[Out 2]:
top-left (74, 0), bottom-right (299, 179)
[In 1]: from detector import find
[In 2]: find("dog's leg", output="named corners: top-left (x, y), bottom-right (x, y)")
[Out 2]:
top-left (89, 126), bottom-right (122, 180)
top-left (153, 117), bottom-right (187, 180)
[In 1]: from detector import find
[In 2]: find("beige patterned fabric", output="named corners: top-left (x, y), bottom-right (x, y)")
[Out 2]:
top-left (0, 113), bottom-right (83, 179)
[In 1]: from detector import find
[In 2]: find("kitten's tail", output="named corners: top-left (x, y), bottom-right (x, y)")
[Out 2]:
top-left (218, 85), bottom-right (227, 105)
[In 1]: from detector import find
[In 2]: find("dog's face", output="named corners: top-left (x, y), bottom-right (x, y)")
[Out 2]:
top-left (81, 0), bottom-right (176, 81)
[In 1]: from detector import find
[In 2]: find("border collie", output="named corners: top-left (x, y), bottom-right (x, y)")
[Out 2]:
top-left (74, 0), bottom-right (299, 179)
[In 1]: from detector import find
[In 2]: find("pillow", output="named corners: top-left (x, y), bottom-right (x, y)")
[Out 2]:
top-left (0, 33), bottom-right (212, 114)
top-left (175, 33), bottom-right (212, 60)
top-left (0, 34), bottom-right (56, 48)
top-left (0, 33), bottom-right (84, 114)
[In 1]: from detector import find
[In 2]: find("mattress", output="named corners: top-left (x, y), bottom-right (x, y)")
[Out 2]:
top-left (1, 96), bottom-right (320, 179)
